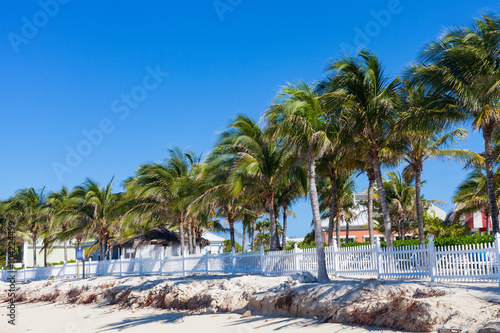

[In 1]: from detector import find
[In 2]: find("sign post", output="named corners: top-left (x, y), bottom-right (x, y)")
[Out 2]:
top-left (76, 248), bottom-right (85, 278)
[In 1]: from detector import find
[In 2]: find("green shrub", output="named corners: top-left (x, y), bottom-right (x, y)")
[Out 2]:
top-left (222, 239), bottom-right (243, 253)
top-left (338, 235), bottom-right (495, 248)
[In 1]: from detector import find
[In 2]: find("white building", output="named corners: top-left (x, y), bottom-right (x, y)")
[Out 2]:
top-left (201, 231), bottom-right (226, 255)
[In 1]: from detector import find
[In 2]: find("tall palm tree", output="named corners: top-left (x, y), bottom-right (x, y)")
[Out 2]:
top-left (395, 79), bottom-right (482, 244)
top-left (266, 81), bottom-right (331, 282)
top-left (414, 15), bottom-right (500, 234)
top-left (275, 176), bottom-right (304, 249)
top-left (10, 188), bottom-right (47, 268)
top-left (326, 50), bottom-right (400, 247)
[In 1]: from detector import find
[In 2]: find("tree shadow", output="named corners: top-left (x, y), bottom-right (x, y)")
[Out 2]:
top-left (97, 312), bottom-right (184, 332)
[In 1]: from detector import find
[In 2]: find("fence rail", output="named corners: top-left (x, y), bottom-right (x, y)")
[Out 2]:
top-left (3, 235), bottom-right (500, 287)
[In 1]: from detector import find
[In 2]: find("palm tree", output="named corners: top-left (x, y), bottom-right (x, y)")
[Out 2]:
top-left (275, 176), bottom-right (304, 249)
top-left (266, 81), bottom-right (331, 282)
top-left (213, 114), bottom-right (296, 251)
top-left (125, 148), bottom-right (200, 255)
top-left (10, 188), bottom-right (47, 268)
top-left (453, 168), bottom-right (500, 234)
top-left (318, 172), bottom-right (356, 246)
top-left (326, 50), bottom-right (400, 247)
top-left (396, 79), bottom-right (482, 245)
top-left (45, 187), bottom-right (74, 262)
top-left (414, 15), bottom-right (500, 234)
top-left (71, 178), bottom-right (122, 260)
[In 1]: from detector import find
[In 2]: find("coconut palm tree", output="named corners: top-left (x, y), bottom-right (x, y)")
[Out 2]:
top-left (10, 188), bottom-right (47, 268)
top-left (275, 175), bottom-right (305, 249)
top-left (413, 15), bottom-right (500, 234)
top-left (45, 186), bottom-right (74, 262)
top-left (266, 81), bottom-right (331, 282)
top-left (326, 50), bottom-right (400, 247)
top-left (395, 79), bottom-right (482, 244)
top-left (125, 148), bottom-right (200, 255)
top-left (453, 168), bottom-right (500, 234)
top-left (71, 178), bottom-right (122, 260)
top-left (213, 114), bottom-right (297, 251)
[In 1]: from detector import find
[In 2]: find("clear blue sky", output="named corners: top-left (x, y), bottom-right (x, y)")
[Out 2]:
top-left (1, 1), bottom-right (498, 241)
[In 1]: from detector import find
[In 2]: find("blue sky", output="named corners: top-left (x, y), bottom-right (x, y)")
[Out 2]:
top-left (1, 1), bottom-right (499, 241)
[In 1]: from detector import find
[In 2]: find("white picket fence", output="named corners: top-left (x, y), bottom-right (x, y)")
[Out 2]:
top-left (2, 235), bottom-right (500, 287)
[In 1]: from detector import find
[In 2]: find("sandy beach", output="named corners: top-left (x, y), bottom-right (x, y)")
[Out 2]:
top-left (3, 274), bottom-right (500, 332)
top-left (1, 302), bottom-right (394, 333)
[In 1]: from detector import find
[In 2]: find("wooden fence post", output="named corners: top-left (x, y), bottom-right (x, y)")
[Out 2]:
top-left (63, 260), bottom-right (66, 279)
top-left (260, 245), bottom-right (265, 276)
top-left (139, 254), bottom-right (143, 276)
top-left (376, 238), bottom-right (382, 279)
top-left (428, 235), bottom-right (435, 282)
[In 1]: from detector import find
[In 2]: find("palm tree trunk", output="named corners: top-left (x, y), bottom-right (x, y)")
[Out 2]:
top-left (415, 166), bottom-right (425, 246)
top-left (43, 239), bottom-right (48, 267)
top-left (483, 127), bottom-right (499, 235)
top-left (328, 173), bottom-right (338, 246)
top-left (282, 204), bottom-right (288, 249)
top-left (179, 214), bottom-right (185, 256)
top-left (242, 225), bottom-right (246, 252)
top-left (485, 211), bottom-right (490, 235)
top-left (372, 151), bottom-right (393, 247)
top-left (307, 156), bottom-right (330, 283)
top-left (268, 192), bottom-right (279, 251)
top-left (251, 219), bottom-right (256, 251)
top-left (187, 220), bottom-right (193, 254)
top-left (228, 213), bottom-right (235, 250)
top-left (98, 234), bottom-right (103, 261)
top-left (32, 232), bottom-right (37, 268)
top-left (192, 224), bottom-right (197, 253)
top-left (367, 172), bottom-right (375, 246)
top-left (335, 211), bottom-right (341, 247)
top-left (345, 220), bottom-right (349, 243)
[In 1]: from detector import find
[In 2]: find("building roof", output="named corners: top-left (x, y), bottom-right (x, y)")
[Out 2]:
top-left (201, 231), bottom-right (226, 243)
top-left (115, 227), bottom-right (210, 248)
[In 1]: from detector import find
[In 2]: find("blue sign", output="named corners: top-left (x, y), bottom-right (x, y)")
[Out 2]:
top-left (76, 249), bottom-right (84, 260)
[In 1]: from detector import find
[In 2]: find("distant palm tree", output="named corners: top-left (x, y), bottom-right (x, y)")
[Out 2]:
top-left (267, 81), bottom-right (331, 282)
top-left (414, 15), bottom-right (500, 234)
top-left (126, 148), bottom-right (200, 255)
top-left (214, 114), bottom-right (297, 251)
top-left (10, 188), bottom-right (47, 267)
top-left (71, 178), bottom-right (122, 260)
top-left (453, 168), bottom-right (500, 234)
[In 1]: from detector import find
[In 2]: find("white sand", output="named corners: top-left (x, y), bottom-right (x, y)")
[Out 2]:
top-left (1, 303), bottom-right (392, 333)
top-left (3, 274), bottom-right (500, 332)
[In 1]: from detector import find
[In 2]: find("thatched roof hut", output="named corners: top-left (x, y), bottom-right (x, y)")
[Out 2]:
top-left (116, 227), bottom-right (210, 249)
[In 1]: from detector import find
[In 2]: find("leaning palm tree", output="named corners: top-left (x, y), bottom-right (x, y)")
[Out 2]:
top-left (266, 81), bottom-right (331, 282)
top-left (10, 188), bottom-right (47, 268)
top-left (326, 50), bottom-right (400, 247)
top-left (413, 15), bottom-right (500, 233)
